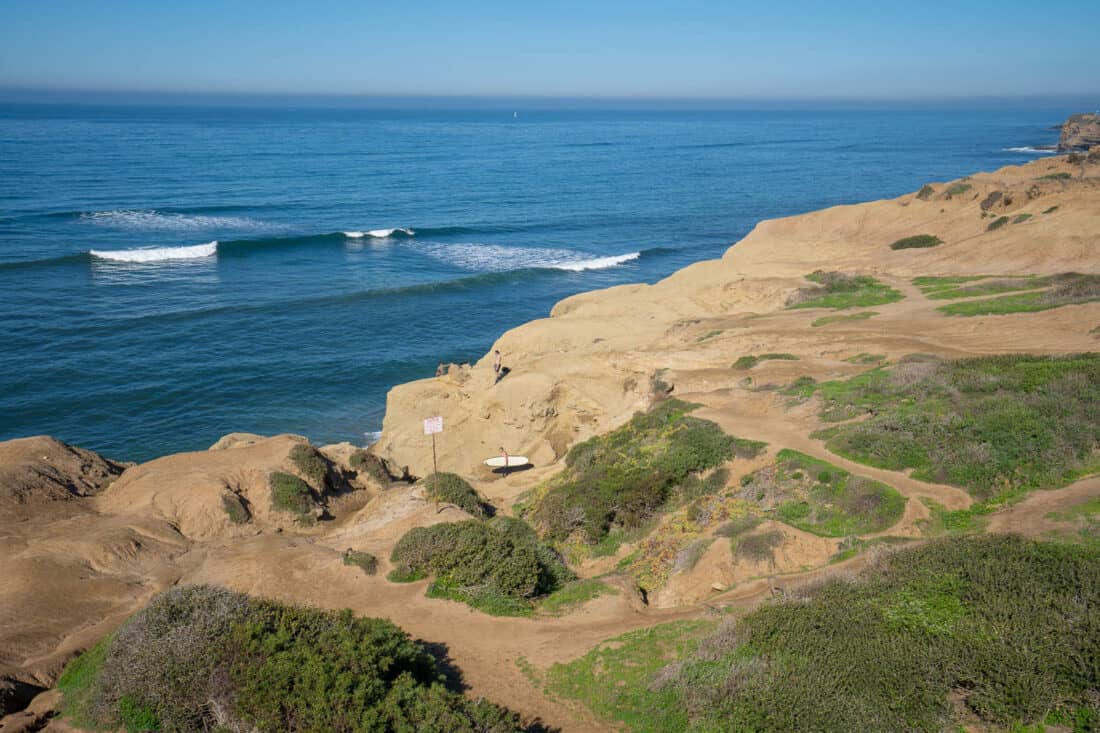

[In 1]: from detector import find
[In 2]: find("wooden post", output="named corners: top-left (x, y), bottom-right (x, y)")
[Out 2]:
top-left (432, 433), bottom-right (438, 476)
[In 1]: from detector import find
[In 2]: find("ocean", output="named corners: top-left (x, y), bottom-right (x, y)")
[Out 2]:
top-left (0, 103), bottom-right (1066, 461)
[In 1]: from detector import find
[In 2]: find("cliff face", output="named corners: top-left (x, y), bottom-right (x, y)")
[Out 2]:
top-left (1058, 112), bottom-right (1100, 151)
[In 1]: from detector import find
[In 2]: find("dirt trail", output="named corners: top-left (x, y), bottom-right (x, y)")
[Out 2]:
top-left (986, 476), bottom-right (1100, 537)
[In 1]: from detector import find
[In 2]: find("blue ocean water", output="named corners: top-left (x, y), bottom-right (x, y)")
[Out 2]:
top-left (0, 103), bottom-right (1065, 461)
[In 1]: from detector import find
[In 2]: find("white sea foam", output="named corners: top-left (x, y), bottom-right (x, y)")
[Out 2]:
top-left (84, 210), bottom-right (269, 231)
top-left (418, 242), bottom-right (640, 273)
top-left (1003, 146), bottom-right (1058, 154)
top-left (344, 228), bottom-right (414, 239)
top-left (551, 252), bottom-right (641, 271)
top-left (363, 430), bottom-right (383, 445)
top-left (89, 241), bottom-right (218, 263)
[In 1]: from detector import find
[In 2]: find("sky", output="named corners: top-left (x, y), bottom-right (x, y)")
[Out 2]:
top-left (1, 0), bottom-right (1098, 101)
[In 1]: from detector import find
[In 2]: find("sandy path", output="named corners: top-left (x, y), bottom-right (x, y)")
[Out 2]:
top-left (986, 476), bottom-right (1100, 537)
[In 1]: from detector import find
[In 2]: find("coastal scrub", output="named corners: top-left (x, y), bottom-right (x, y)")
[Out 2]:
top-left (787, 271), bottom-right (903, 310)
top-left (889, 234), bottom-right (942, 250)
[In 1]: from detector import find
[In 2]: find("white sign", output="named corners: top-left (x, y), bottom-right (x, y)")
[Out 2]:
top-left (423, 416), bottom-right (443, 435)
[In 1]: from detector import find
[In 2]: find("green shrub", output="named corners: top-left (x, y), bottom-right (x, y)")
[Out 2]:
top-left (945, 182), bottom-right (972, 196)
top-left (289, 443), bottom-right (328, 488)
top-left (1038, 172), bottom-right (1072, 181)
top-left (268, 471), bottom-right (315, 517)
top-left (1013, 213), bottom-right (1032, 224)
top-left (813, 353), bottom-right (1100, 501)
top-left (389, 518), bottom-right (573, 614)
top-left (422, 472), bottom-right (492, 518)
top-left (342, 549), bottom-right (378, 576)
top-left (915, 184), bottom-right (935, 200)
top-left (349, 450), bottom-right (392, 485)
top-left (788, 271), bottom-right (903, 310)
top-left (1043, 205), bottom-right (1060, 214)
top-left (889, 234), bottom-right (943, 250)
top-left (987, 215), bottom-right (1010, 231)
top-left (221, 493), bottom-right (250, 524)
top-left (732, 355), bottom-right (759, 370)
top-left (522, 400), bottom-right (747, 544)
top-left (653, 535), bottom-right (1100, 732)
top-left (58, 586), bottom-right (522, 733)
top-left (781, 375), bottom-right (817, 399)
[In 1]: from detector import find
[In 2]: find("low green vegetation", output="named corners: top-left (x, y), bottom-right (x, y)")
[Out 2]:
top-left (916, 184), bottom-right (935, 200)
top-left (732, 529), bottom-right (784, 561)
top-left (289, 443), bottom-right (328, 488)
top-left (811, 310), bottom-right (878, 327)
top-left (912, 275), bottom-right (987, 293)
top-left (1044, 205), bottom-right (1060, 214)
top-left (987, 215), bottom-right (1010, 231)
top-left (936, 273), bottom-right (1100, 316)
top-left (342, 549), bottom-right (378, 576)
top-left (422, 472), bottom-right (492, 518)
top-left (1048, 496), bottom-right (1100, 523)
top-left (519, 399), bottom-right (762, 549)
top-left (844, 352), bottom-right (886, 364)
top-left (714, 515), bottom-right (762, 538)
top-left (916, 275), bottom-right (1041, 300)
top-left (1045, 497), bottom-right (1100, 548)
top-left (889, 234), bottom-right (943, 250)
top-left (58, 585), bottom-right (522, 733)
top-left (538, 578), bottom-right (617, 616)
top-left (1038, 172), bottom-right (1072, 181)
top-left (349, 449), bottom-right (392, 485)
top-left (220, 493), bottom-right (250, 524)
top-left (389, 517), bottom-right (573, 616)
top-left (788, 271), bottom-right (903, 310)
top-left (945, 182), bottom-right (972, 196)
top-left (742, 449), bottom-right (905, 536)
top-left (813, 353), bottom-right (1100, 502)
top-left (696, 329), bottom-right (722, 342)
top-left (732, 353), bottom-right (798, 369)
top-left (546, 620), bottom-right (716, 733)
top-left (1013, 213), bottom-right (1032, 224)
top-left (830, 535), bottom-right (914, 563)
top-left (780, 375), bottom-right (817, 399)
top-left (918, 498), bottom-right (992, 537)
top-left (268, 471), bottom-right (316, 519)
top-left (551, 535), bottom-right (1100, 732)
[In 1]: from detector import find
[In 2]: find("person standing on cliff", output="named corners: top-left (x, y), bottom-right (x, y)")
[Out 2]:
top-left (493, 350), bottom-right (503, 384)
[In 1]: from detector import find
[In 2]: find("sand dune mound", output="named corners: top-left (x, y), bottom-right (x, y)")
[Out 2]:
top-left (98, 434), bottom-right (349, 540)
top-left (0, 436), bottom-right (125, 508)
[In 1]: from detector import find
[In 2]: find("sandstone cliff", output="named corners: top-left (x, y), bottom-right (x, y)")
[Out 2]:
top-left (1058, 112), bottom-right (1100, 151)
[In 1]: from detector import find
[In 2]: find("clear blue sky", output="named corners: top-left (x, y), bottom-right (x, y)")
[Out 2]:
top-left (1, 0), bottom-right (1097, 99)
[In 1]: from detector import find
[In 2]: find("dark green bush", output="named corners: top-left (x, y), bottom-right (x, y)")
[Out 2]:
top-left (268, 471), bottom-right (315, 517)
top-left (987, 215), bottom-right (1010, 231)
top-left (524, 400), bottom-right (747, 544)
top-left (343, 549), bottom-right (378, 576)
top-left (1038, 172), bottom-right (1072, 181)
top-left (389, 518), bottom-right (573, 614)
top-left (814, 353), bottom-right (1100, 501)
top-left (422, 472), bottom-right (492, 518)
top-left (945, 182), bottom-right (972, 196)
top-left (289, 443), bottom-right (329, 488)
top-left (659, 535), bottom-right (1100, 732)
top-left (350, 449), bottom-right (392, 485)
top-left (221, 493), bottom-right (249, 524)
top-left (915, 184), bottom-right (935, 200)
top-left (889, 234), bottom-right (943, 250)
top-left (58, 586), bottom-right (522, 733)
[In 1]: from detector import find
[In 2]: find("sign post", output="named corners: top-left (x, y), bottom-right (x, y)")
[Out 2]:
top-left (423, 416), bottom-right (443, 476)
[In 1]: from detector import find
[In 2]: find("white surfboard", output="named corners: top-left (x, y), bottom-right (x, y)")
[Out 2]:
top-left (484, 455), bottom-right (529, 468)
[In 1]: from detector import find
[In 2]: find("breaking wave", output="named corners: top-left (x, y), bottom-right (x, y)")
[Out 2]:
top-left (82, 210), bottom-right (274, 231)
top-left (343, 228), bottom-right (415, 239)
top-left (89, 242), bottom-right (218, 263)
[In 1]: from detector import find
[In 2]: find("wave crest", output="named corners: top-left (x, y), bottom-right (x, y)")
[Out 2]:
top-left (89, 242), bottom-right (218, 263)
top-left (343, 228), bottom-right (415, 239)
top-left (551, 252), bottom-right (640, 271)
top-left (83, 210), bottom-right (270, 231)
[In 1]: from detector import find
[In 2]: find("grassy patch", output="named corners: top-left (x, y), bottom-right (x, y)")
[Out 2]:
top-left (844, 352), bottom-right (886, 365)
top-left (919, 275), bottom-right (1042, 300)
top-left (889, 234), bottom-right (943, 250)
top-left (519, 399), bottom-right (757, 547)
top-left (538, 579), bottom-right (618, 616)
top-left (422, 472), bottom-right (493, 518)
top-left (221, 493), bottom-right (250, 524)
top-left (830, 535), bottom-right (915, 563)
top-left (918, 498), bottom-right (992, 536)
top-left (647, 535), bottom-right (1100, 732)
top-left (268, 471), bottom-right (316, 518)
top-left (546, 620), bottom-right (716, 733)
top-left (58, 586), bottom-right (523, 732)
top-left (1043, 205), bottom-right (1060, 214)
top-left (945, 182), bottom-right (972, 196)
top-left (715, 515), bottom-right (762, 538)
top-left (987, 215), bottom-right (1010, 231)
top-left (1047, 496), bottom-right (1100, 522)
top-left (342, 549), bottom-right (378, 576)
top-left (733, 352), bottom-right (798, 369)
top-left (742, 449), bottom-right (905, 536)
top-left (936, 273), bottom-right (1100, 316)
top-left (811, 311), bottom-right (878, 327)
top-left (1013, 213), bottom-right (1032, 224)
top-left (913, 275), bottom-right (988, 293)
top-left (812, 353), bottom-right (1100, 501)
top-left (733, 529), bottom-right (784, 561)
top-left (780, 375), bottom-right (817, 400)
top-left (288, 443), bottom-right (328, 488)
top-left (788, 271), bottom-right (903, 310)
top-left (1038, 172), bottom-right (1072, 181)
top-left (389, 517), bottom-right (573, 615)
